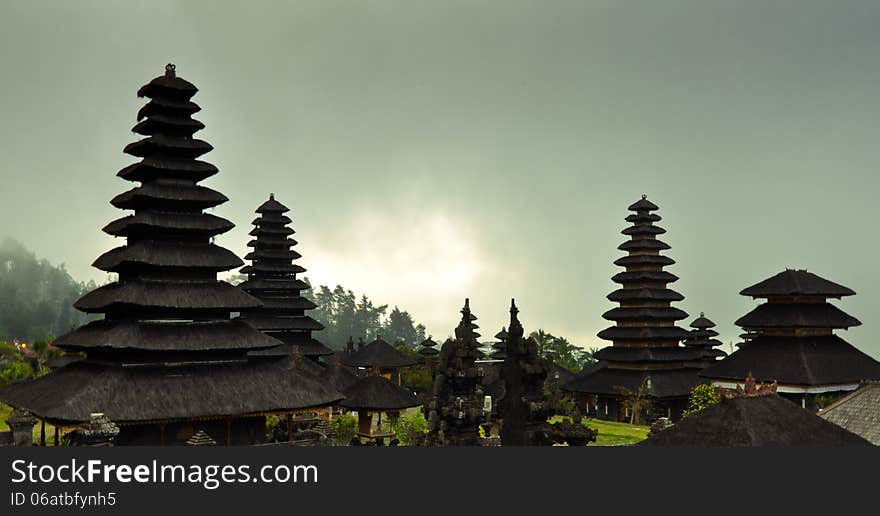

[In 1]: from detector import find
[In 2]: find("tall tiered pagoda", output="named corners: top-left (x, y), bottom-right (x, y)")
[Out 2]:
top-left (564, 196), bottom-right (703, 422)
top-left (682, 313), bottom-right (727, 367)
top-left (701, 269), bottom-right (880, 410)
top-left (237, 194), bottom-right (334, 360)
top-left (0, 65), bottom-right (341, 445)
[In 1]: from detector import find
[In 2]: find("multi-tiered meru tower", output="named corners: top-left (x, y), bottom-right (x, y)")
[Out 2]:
top-left (0, 65), bottom-right (341, 445)
top-left (564, 196), bottom-right (704, 422)
top-left (237, 194), bottom-right (334, 361)
top-left (702, 269), bottom-right (880, 410)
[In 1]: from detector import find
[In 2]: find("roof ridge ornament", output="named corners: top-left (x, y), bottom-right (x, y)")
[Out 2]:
top-left (641, 194), bottom-right (647, 199)
top-left (165, 63), bottom-right (176, 77)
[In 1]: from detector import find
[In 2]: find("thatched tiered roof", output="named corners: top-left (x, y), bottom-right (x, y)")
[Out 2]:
top-left (682, 313), bottom-right (727, 365)
top-left (0, 65), bottom-right (342, 430)
top-left (341, 336), bottom-right (419, 369)
top-left (702, 269), bottom-right (880, 391)
top-left (237, 194), bottom-right (333, 358)
top-left (565, 196), bottom-right (700, 403)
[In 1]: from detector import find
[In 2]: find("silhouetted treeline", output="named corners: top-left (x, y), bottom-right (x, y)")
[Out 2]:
top-left (0, 238), bottom-right (98, 342)
top-left (305, 283), bottom-right (427, 349)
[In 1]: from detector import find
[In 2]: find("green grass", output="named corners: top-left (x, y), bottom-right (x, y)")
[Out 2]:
top-left (550, 415), bottom-right (649, 446)
top-left (0, 403), bottom-right (11, 431)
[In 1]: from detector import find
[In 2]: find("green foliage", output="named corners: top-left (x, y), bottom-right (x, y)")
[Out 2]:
top-left (813, 393), bottom-right (839, 410)
top-left (682, 384), bottom-right (722, 418)
top-left (557, 395), bottom-right (578, 416)
top-left (528, 329), bottom-right (596, 372)
top-left (265, 414), bottom-right (280, 435)
top-left (400, 363), bottom-right (433, 393)
top-left (393, 412), bottom-right (428, 446)
top-left (0, 361), bottom-right (33, 386)
top-left (329, 413), bottom-right (358, 445)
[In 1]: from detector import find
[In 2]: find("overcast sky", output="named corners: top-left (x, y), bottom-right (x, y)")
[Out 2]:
top-left (1, 1), bottom-right (879, 358)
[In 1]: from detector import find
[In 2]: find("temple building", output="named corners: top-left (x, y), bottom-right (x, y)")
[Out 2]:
top-left (340, 335), bottom-right (419, 384)
top-left (0, 65), bottom-right (341, 445)
top-left (701, 269), bottom-right (880, 410)
top-left (682, 313), bottom-right (727, 367)
top-left (237, 194), bottom-right (334, 361)
top-left (339, 372), bottom-right (420, 444)
top-left (564, 196), bottom-right (704, 422)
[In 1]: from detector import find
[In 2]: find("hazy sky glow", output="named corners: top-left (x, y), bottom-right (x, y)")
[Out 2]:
top-left (2, 1), bottom-right (879, 357)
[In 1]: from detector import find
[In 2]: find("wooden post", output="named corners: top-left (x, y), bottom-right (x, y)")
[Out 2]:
top-left (159, 424), bottom-right (166, 447)
top-left (54, 426), bottom-right (59, 446)
top-left (287, 413), bottom-right (293, 443)
top-left (225, 417), bottom-right (232, 447)
top-left (40, 420), bottom-right (46, 446)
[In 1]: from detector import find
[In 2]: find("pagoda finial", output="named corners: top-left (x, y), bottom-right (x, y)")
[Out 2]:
top-left (641, 193), bottom-right (647, 200)
top-left (269, 193), bottom-right (274, 200)
top-left (165, 63), bottom-right (176, 77)
top-left (510, 298), bottom-right (518, 316)
top-left (700, 312), bottom-right (705, 317)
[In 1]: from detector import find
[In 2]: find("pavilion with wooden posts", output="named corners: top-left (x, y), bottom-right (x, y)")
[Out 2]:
top-left (339, 372), bottom-right (420, 444)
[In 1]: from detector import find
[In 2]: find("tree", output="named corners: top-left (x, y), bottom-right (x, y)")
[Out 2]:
top-left (616, 379), bottom-right (652, 425)
top-left (384, 306), bottom-right (419, 348)
top-left (681, 384), bottom-right (721, 418)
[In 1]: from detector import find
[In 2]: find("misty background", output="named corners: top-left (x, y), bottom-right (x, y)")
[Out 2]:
top-left (1, 1), bottom-right (878, 357)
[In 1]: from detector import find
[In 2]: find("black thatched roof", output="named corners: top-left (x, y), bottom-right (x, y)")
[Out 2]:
top-left (320, 363), bottom-right (360, 392)
top-left (700, 335), bottom-right (880, 386)
top-left (117, 157), bottom-right (218, 183)
top-left (341, 337), bottom-right (420, 368)
top-left (53, 319), bottom-right (281, 352)
top-left (563, 362), bottom-right (701, 399)
top-left (611, 270), bottom-right (678, 283)
top-left (137, 64), bottom-right (197, 99)
top-left (93, 242), bottom-right (242, 272)
top-left (256, 195), bottom-right (290, 213)
top-left (735, 302), bottom-right (861, 329)
top-left (618, 239), bottom-right (671, 252)
top-left (75, 280), bottom-right (261, 313)
top-left (641, 394), bottom-right (871, 446)
top-left (607, 288), bottom-right (684, 302)
top-left (546, 363), bottom-right (576, 384)
top-left (111, 183), bottom-right (227, 210)
top-left (613, 255), bottom-right (676, 267)
top-left (628, 195), bottom-right (659, 211)
top-left (46, 354), bottom-right (84, 369)
top-left (602, 306), bottom-right (688, 322)
top-left (338, 376), bottom-right (419, 411)
top-left (690, 313), bottom-right (715, 329)
top-left (594, 346), bottom-right (706, 363)
top-left (0, 359), bottom-right (343, 425)
top-left (597, 326), bottom-right (691, 341)
top-left (740, 269), bottom-right (855, 298)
